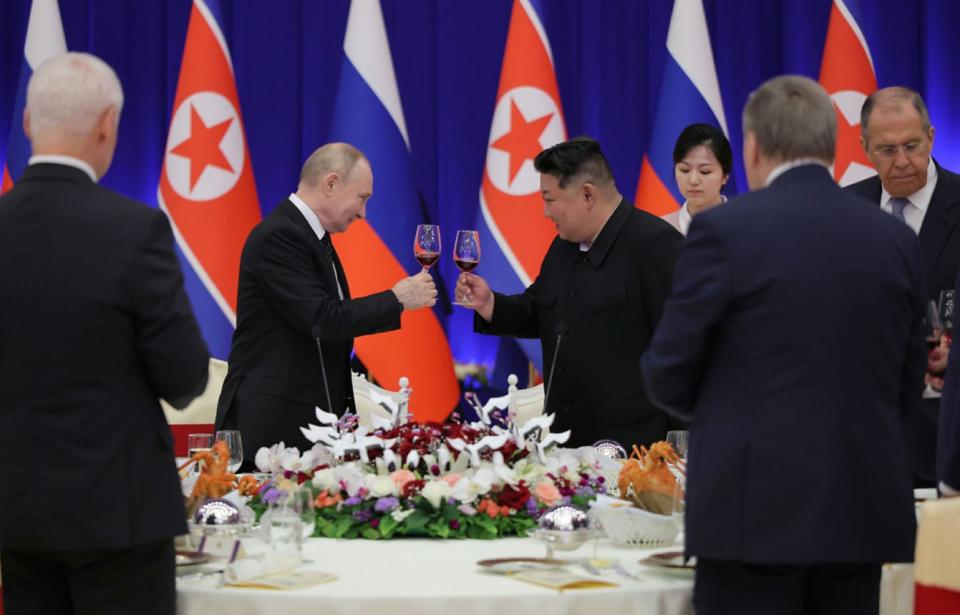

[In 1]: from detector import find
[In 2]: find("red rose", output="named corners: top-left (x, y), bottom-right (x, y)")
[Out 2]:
top-left (497, 482), bottom-right (531, 510)
top-left (402, 479), bottom-right (426, 498)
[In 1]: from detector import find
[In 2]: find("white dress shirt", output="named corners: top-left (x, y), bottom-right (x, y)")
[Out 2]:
top-left (288, 192), bottom-right (343, 300)
top-left (879, 158), bottom-right (938, 235)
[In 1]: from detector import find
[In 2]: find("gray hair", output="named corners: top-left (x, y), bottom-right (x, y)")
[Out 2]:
top-left (300, 143), bottom-right (367, 185)
top-left (26, 52), bottom-right (124, 141)
top-left (742, 75), bottom-right (836, 164)
top-left (860, 86), bottom-right (932, 143)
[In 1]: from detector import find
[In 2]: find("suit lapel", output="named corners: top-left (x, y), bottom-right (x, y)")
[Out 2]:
top-left (278, 200), bottom-right (346, 303)
top-left (918, 165), bottom-right (960, 276)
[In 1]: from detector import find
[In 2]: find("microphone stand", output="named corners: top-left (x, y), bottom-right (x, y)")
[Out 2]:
top-left (314, 334), bottom-right (336, 414)
top-left (542, 324), bottom-right (565, 415)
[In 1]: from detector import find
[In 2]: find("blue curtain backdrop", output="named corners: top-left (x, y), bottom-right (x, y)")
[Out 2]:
top-left (2, 0), bottom-right (959, 381)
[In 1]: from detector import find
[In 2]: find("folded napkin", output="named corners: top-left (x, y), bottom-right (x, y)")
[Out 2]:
top-left (223, 551), bottom-right (301, 585)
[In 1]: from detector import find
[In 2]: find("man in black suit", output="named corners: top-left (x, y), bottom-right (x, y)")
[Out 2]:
top-left (0, 53), bottom-right (209, 615)
top-left (216, 143), bottom-right (437, 464)
top-left (641, 76), bottom-right (922, 615)
top-left (456, 137), bottom-right (682, 448)
top-left (846, 86), bottom-right (960, 485)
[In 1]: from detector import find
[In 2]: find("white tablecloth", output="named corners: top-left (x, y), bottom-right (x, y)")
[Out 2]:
top-left (178, 537), bottom-right (695, 615)
top-left (177, 536), bottom-right (916, 615)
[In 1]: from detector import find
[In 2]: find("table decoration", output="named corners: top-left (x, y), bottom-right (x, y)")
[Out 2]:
top-left (243, 393), bottom-right (615, 540)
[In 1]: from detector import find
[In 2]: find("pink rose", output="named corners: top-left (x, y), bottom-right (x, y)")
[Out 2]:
top-left (441, 473), bottom-right (461, 487)
top-left (534, 481), bottom-right (561, 506)
top-left (390, 469), bottom-right (416, 489)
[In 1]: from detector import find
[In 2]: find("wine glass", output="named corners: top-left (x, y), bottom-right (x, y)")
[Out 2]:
top-left (453, 229), bottom-right (480, 306)
top-left (414, 224), bottom-right (441, 271)
top-left (925, 300), bottom-right (943, 353)
top-left (214, 430), bottom-right (244, 473)
top-left (939, 289), bottom-right (954, 341)
top-left (665, 430), bottom-right (688, 481)
top-left (671, 475), bottom-right (686, 545)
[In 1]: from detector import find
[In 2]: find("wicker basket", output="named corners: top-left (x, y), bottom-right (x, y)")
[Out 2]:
top-left (590, 498), bottom-right (679, 548)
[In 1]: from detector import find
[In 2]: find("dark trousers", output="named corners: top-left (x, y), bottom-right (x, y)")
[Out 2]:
top-left (1, 539), bottom-right (175, 615)
top-left (694, 558), bottom-right (881, 615)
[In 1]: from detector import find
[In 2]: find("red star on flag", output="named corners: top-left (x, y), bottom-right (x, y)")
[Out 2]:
top-left (170, 104), bottom-right (235, 191)
top-left (833, 101), bottom-right (871, 182)
top-left (491, 98), bottom-right (554, 185)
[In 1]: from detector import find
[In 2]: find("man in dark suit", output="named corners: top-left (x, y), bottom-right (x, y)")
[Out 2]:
top-left (457, 137), bottom-right (682, 448)
top-left (0, 53), bottom-right (209, 615)
top-left (846, 87), bottom-right (960, 486)
top-left (216, 143), bottom-right (437, 464)
top-left (641, 76), bottom-right (923, 614)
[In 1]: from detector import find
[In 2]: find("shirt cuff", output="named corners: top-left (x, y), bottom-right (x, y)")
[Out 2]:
top-left (939, 481), bottom-right (960, 497)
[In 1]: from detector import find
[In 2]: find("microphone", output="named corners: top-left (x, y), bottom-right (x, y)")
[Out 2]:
top-left (542, 322), bottom-right (567, 415)
top-left (311, 325), bottom-right (336, 415)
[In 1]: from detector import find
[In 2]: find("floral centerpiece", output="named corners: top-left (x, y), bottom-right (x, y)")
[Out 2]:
top-left (245, 394), bottom-right (616, 540)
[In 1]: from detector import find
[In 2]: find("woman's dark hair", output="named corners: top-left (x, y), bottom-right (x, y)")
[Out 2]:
top-left (672, 123), bottom-right (733, 176)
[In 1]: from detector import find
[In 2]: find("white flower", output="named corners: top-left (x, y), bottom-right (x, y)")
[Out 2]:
top-left (450, 468), bottom-right (494, 503)
top-left (512, 459), bottom-right (546, 483)
top-left (308, 443), bottom-right (335, 467)
top-left (311, 468), bottom-right (337, 492)
top-left (365, 474), bottom-right (397, 498)
top-left (334, 463), bottom-right (366, 497)
top-left (254, 442), bottom-right (287, 473)
top-left (279, 446), bottom-right (315, 473)
top-left (422, 480), bottom-right (452, 509)
top-left (391, 508), bottom-right (416, 522)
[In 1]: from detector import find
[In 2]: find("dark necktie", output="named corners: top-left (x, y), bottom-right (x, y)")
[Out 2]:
top-left (320, 232), bottom-right (335, 260)
top-left (890, 197), bottom-right (909, 224)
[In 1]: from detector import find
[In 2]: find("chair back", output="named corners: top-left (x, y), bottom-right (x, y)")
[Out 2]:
top-left (162, 358), bottom-right (228, 456)
top-left (914, 497), bottom-right (960, 614)
top-left (352, 372), bottom-right (410, 429)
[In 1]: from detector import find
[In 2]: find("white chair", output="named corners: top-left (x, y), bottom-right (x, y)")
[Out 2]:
top-left (162, 358), bottom-right (228, 455)
top-left (351, 371), bottom-right (410, 429)
top-left (472, 374), bottom-right (544, 425)
top-left (507, 373), bottom-right (545, 425)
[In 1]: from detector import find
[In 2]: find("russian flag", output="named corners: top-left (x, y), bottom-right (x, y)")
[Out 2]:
top-left (634, 0), bottom-right (728, 217)
top-left (476, 0), bottom-right (568, 373)
top-left (819, 0), bottom-right (877, 186)
top-left (157, 0), bottom-right (262, 358)
top-left (1, 0), bottom-right (66, 194)
top-left (327, 0), bottom-right (459, 423)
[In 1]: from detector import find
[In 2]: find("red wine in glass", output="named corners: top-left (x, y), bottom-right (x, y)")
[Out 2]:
top-left (416, 252), bottom-right (440, 268)
top-left (414, 224), bottom-right (441, 271)
top-left (453, 230), bottom-right (481, 305)
top-left (454, 258), bottom-right (478, 272)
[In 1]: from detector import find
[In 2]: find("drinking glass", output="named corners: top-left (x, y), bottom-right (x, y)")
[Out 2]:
top-left (939, 289), bottom-right (954, 340)
top-left (214, 430), bottom-right (244, 473)
top-left (413, 224), bottom-right (441, 271)
top-left (666, 430), bottom-right (688, 481)
top-left (453, 229), bottom-right (481, 305)
top-left (925, 300), bottom-right (943, 352)
top-left (186, 433), bottom-right (213, 472)
top-left (671, 475), bottom-right (686, 545)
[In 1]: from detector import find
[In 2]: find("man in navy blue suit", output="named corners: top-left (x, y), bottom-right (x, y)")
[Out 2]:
top-left (641, 75), bottom-right (923, 615)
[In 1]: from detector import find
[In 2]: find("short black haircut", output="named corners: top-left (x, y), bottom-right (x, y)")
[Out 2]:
top-left (534, 136), bottom-right (614, 188)
top-left (671, 123), bottom-right (733, 176)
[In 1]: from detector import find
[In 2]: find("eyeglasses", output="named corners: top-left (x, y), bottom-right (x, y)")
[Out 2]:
top-left (872, 141), bottom-right (926, 159)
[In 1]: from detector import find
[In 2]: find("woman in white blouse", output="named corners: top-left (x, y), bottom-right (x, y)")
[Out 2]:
top-left (663, 123), bottom-right (732, 236)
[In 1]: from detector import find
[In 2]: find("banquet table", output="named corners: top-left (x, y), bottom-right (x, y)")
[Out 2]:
top-left (176, 536), bottom-right (915, 615)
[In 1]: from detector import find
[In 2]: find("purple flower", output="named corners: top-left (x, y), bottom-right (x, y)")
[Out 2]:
top-left (525, 498), bottom-right (539, 515)
top-left (344, 496), bottom-right (363, 506)
top-left (371, 518), bottom-right (381, 529)
top-left (374, 497), bottom-right (399, 513)
top-left (261, 487), bottom-right (284, 504)
top-left (575, 486), bottom-right (594, 498)
top-left (449, 519), bottom-right (461, 530)
top-left (596, 476), bottom-right (606, 484)
top-left (353, 509), bottom-right (373, 523)
top-left (430, 464), bottom-right (441, 476)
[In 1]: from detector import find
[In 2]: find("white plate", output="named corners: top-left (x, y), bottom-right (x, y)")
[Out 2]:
top-left (477, 557), bottom-right (568, 574)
